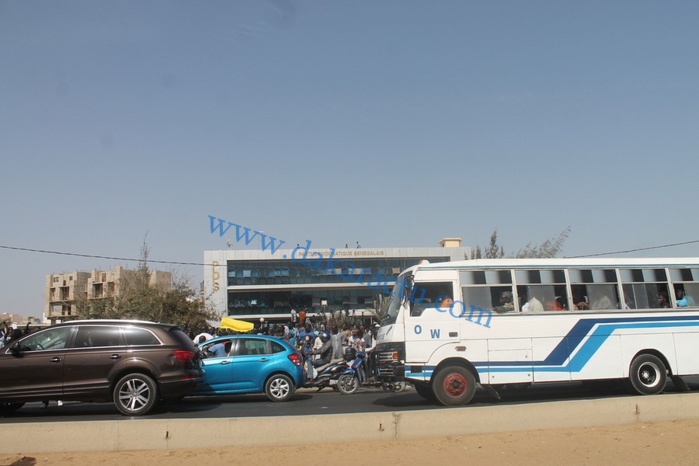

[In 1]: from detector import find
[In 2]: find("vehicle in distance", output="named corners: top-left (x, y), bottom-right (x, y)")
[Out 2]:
top-left (193, 334), bottom-right (304, 402)
top-left (0, 320), bottom-right (203, 416)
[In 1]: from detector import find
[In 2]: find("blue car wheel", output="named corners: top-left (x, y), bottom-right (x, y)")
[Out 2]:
top-left (265, 374), bottom-right (294, 402)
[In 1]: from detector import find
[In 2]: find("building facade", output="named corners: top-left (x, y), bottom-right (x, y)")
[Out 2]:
top-left (204, 239), bottom-right (471, 323)
top-left (45, 267), bottom-right (172, 323)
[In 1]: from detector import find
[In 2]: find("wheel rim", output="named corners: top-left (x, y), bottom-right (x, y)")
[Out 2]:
top-left (443, 372), bottom-right (468, 397)
top-left (269, 377), bottom-right (291, 399)
top-left (118, 378), bottom-right (151, 413)
top-left (638, 362), bottom-right (661, 388)
top-left (340, 375), bottom-right (357, 392)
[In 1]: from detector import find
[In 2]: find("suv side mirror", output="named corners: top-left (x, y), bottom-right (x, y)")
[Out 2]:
top-left (9, 341), bottom-right (21, 354)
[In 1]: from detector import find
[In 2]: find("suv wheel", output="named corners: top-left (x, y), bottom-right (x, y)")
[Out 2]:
top-left (113, 373), bottom-right (158, 416)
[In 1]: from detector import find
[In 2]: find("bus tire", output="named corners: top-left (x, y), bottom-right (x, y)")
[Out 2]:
top-left (433, 366), bottom-right (476, 406)
top-left (627, 354), bottom-right (667, 395)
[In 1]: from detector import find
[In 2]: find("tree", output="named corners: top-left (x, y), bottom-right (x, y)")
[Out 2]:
top-left (515, 226), bottom-right (571, 258)
top-left (485, 231), bottom-right (505, 258)
top-left (471, 227), bottom-right (571, 259)
top-left (75, 240), bottom-right (217, 329)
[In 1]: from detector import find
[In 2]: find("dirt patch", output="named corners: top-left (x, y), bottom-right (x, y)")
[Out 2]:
top-left (2, 419), bottom-right (698, 466)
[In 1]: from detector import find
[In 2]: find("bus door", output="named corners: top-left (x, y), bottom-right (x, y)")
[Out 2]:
top-left (404, 280), bottom-right (460, 364)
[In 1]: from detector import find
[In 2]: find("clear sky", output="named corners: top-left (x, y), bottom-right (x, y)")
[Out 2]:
top-left (2, 1), bottom-right (698, 318)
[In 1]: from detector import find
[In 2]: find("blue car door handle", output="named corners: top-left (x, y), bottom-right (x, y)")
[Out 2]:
top-left (220, 360), bottom-right (230, 365)
top-left (259, 358), bottom-right (269, 362)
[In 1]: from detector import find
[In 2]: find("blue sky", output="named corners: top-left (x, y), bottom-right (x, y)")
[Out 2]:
top-left (1, 1), bottom-right (698, 318)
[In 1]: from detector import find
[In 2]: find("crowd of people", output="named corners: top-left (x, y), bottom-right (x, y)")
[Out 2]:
top-left (187, 311), bottom-right (380, 381)
top-left (0, 321), bottom-right (33, 348)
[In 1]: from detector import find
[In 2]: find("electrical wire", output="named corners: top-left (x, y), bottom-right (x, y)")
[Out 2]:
top-left (0, 244), bottom-right (209, 266)
top-left (2, 237), bottom-right (698, 267)
top-left (567, 239), bottom-right (699, 258)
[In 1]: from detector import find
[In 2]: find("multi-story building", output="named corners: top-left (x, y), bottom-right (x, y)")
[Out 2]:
top-left (45, 267), bottom-right (172, 323)
top-left (203, 238), bottom-right (470, 324)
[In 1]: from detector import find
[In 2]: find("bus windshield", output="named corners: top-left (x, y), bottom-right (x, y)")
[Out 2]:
top-left (381, 273), bottom-right (411, 326)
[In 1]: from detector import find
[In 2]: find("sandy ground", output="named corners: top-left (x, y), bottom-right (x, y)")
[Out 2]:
top-left (2, 419), bottom-right (699, 466)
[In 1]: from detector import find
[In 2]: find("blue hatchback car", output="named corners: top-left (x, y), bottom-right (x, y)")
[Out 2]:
top-left (193, 335), bottom-right (304, 402)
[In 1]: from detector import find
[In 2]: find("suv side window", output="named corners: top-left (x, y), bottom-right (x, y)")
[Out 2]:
top-left (74, 326), bottom-right (123, 348)
top-left (19, 327), bottom-right (73, 352)
top-left (123, 327), bottom-right (161, 346)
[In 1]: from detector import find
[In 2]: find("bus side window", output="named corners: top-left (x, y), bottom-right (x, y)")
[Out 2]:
top-left (620, 268), bottom-right (670, 309)
top-left (409, 282), bottom-right (453, 317)
top-left (571, 284), bottom-right (619, 310)
top-left (518, 285), bottom-right (544, 313)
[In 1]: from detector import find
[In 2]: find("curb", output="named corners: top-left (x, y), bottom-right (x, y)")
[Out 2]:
top-left (2, 392), bottom-right (699, 454)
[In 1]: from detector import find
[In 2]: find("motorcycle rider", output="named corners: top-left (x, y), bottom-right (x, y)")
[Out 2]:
top-left (312, 332), bottom-right (333, 367)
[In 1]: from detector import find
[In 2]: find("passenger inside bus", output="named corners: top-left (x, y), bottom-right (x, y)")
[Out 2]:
top-left (521, 296), bottom-right (544, 313)
top-left (675, 287), bottom-right (695, 307)
top-left (437, 296), bottom-right (453, 308)
top-left (493, 291), bottom-right (515, 313)
top-left (657, 292), bottom-right (671, 308)
top-left (573, 295), bottom-right (590, 310)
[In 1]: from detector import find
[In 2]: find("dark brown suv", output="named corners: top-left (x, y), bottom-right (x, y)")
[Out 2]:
top-left (0, 320), bottom-right (203, 416)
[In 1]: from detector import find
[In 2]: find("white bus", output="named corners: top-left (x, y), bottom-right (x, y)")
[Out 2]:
top-left (373, 258), bottom-right (699, 405)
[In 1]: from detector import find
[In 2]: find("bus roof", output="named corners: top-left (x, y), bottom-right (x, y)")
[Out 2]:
top-left (410, 257), bottom-right (699, 273)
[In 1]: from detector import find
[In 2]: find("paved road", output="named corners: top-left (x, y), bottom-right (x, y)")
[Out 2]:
top-left (3, 377), bottom-right (698, 424)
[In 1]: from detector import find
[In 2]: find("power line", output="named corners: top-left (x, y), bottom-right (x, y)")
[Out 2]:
top-left (0, 244), bottom-right (209, 267)
top-left (567, 239), bottom-right (699, 258)
top-left (2, 237), bottom-right (698, 268)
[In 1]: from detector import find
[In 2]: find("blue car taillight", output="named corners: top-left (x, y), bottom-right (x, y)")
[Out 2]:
top-left (288, 352), bottom-right (302, 366)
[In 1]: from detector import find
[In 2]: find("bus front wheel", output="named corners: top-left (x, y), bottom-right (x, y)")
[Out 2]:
top-left (627, 354), bottom-right (667, 395)
top-left (433, 366), bottom-right (476, 406)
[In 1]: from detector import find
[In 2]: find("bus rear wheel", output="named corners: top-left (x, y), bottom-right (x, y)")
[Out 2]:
top-left (627, 354), bottom-right (667, 395)
top-left (433, 366), bottom-right (476, 406)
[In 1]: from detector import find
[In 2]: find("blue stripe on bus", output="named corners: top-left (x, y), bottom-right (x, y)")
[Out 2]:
top-left (404, 315), bottom-right (699, 377)
top-left (480, 315), bottom-right (699, 370)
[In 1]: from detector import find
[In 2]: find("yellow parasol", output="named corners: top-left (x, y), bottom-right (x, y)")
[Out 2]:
top-left (219, 316), bottom-right (254, 333)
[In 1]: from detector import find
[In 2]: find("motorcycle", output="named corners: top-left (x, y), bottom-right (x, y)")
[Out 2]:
top-left (337, 349), bottom-right (406, 395)
top-left (303, 357), bottom-right (349, 391)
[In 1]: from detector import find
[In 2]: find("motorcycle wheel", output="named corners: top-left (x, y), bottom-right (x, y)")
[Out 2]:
top-left (337, 374), bottom-right (359, 395)
top-left (381, 381), bottom-right (407, 392)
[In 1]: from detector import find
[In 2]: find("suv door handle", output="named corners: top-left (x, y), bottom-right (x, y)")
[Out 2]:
top-left (110, 354), bottom-right (121, 360)
top-left (50, 357), bottom-right (61, 363)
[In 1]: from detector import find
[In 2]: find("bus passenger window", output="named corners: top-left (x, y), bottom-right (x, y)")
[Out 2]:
top-left (518, 286), bottom-right (545, 313)
top-left (409, 282), bottom-right (453, 317)
top-left (571, 284), bottom-right (619, 310)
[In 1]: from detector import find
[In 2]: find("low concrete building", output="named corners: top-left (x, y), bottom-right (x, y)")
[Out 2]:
top-left (45, 267), bottom-right (172, 323)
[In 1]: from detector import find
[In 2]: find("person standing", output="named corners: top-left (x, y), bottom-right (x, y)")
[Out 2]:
top-left (330, 325), bottom-right (343, 360)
